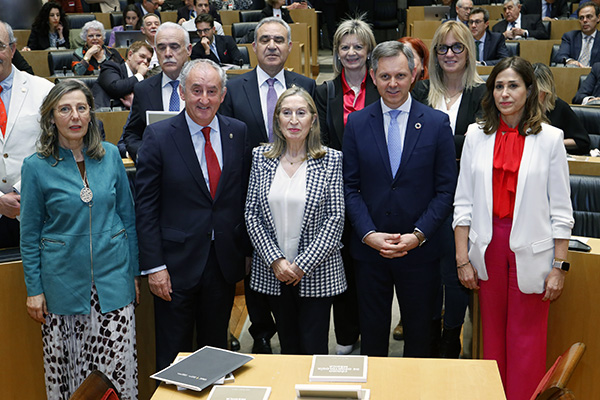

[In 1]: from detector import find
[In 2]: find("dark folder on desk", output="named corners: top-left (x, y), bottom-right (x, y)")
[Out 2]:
top-left (151, 346), bottom-right (254, 392)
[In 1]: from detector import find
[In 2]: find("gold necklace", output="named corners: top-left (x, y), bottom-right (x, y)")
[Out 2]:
top-left (283, 154), bottom-right (306, 165)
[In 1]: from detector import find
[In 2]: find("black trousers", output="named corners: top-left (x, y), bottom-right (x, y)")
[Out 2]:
top-left (268, 283), bottom-right (333, 355)
top-left (244, 274), bottom-right (277, 341)
top-left (355, 258), bottom-right (441, 357)
top-left (153, 244), bottom-right (235, 371)
top-left (0, 216), bottom-right (20, 248)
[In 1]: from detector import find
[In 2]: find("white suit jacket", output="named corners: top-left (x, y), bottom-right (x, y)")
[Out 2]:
top-left (1, 68), bottom-right (54, 199)
top-left (453, 122), bottom-right (574, 294)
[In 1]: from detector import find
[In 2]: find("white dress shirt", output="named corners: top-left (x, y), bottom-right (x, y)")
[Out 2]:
top-left (161, 73), bottom-right (186, 111)
top-left (268, 161), bottom-right (307, 262)
top-left (381, 95), bottom-right (412, 145)
top-left (434, 93), bottom-right (462, 135)
top-left (256, 66), bottom-right (286, 135)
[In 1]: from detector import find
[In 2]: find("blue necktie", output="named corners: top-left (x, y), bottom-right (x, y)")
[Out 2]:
top-left (388, 110), bottom-right (402, 177)
top-left (266, 78), bottom-right (277, 142)
top-left (169, 80), bottom-right (180, 112)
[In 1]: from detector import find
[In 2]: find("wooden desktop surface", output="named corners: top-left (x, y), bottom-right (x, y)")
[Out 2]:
top-left (150, 354), bottom-right (506, 400)
top-left (567, 155), bottom-right (600, 176)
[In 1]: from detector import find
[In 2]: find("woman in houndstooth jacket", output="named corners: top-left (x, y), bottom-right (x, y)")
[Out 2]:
top-left (245, 86), bottom-right (347, 355)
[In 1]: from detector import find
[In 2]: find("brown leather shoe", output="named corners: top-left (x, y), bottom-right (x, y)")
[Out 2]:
top-left (393, 321), bottom-right (404, 341)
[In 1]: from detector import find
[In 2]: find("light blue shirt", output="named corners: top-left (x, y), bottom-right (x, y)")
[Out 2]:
top-left (0, 67), bottom-right (15, 114)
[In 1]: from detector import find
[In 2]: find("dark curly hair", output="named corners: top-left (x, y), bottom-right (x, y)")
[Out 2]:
top-left (32, 2), bottom-right (70, 38)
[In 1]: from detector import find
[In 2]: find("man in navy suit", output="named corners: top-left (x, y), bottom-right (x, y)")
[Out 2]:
top-left (95, 41), bottom-right (153, 108)
top-left (122, 22), bottom-right (192, 161)
top-left (521, 0), bottom-right (569, 20)
top-left (343, 41), bottom-right (457, 357)
top-left (135, 59), bottom-right (251, 371)
top-left (219, 17), bottom-right (315, 354)
top-left (492, 0), bottom-right (549, 39)
top-left (190, 13), bottom-right (243, 65)
top-left (554, 3), bottom-right (600, 67)
top-left (136, 0), bottom-right (161, 18)
top-left (469, 8), bottom-right (510, 65)
top-left (572, 62), bottom-right (600, 103)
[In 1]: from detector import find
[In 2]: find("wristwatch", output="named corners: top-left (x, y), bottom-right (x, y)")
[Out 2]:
top-left (552, 259), bottom-right (570, 272)
top-left (413, 229), bottom-right (427, 247)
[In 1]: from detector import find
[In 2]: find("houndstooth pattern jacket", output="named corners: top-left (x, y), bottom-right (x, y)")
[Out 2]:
top-left (245, 144), bottom-right (347, 297)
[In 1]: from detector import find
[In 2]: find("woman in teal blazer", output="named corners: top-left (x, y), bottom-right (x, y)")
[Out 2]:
top-left (20, 80), bottom-right (139, 400)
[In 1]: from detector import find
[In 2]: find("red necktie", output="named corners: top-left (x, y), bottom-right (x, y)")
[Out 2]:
top-left (202, 126), bottom-right (221, 198)
top-left (0, 87), bottom-right (6, 137)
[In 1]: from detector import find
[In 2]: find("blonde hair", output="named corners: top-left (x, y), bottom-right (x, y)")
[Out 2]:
top-left (532, 62), bottom-right (556, 113)
top-left (332, 16), bottom-right (376, 76)
top-left (428, 21), bottom-right (484, 107)
top-left (264, 86), bottom-right (325, 160)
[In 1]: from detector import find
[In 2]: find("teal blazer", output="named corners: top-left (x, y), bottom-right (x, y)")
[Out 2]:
top-left (20, 143), bottom-right (139, 315)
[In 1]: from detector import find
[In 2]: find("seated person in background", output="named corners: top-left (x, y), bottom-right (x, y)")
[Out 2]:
top-left (141, 13), bottom-right (162, 68)
top-left (24, 1), bottom-right (70, 51)
top-left (554, 3), bottom-right (600, 67)
top-left (108, 4), bottom-right (142, 47)
top-left (572, 61), bottom-right (600, 104)
top-left (72, 20), bottom-right (124, 75)
top-left (521, 0), bottom-right (569, 20)
top-left (261, 0), bottom-right (294, 23)
top-left (533, 63), bottom-right (591, 155)
top-left (177, 0), bottom-right (197, 22)
top-left (492, 0), bottom-right (549, 39)
top-left (95, 41), bottom-right (153, 109)
top-left (13, 49), bottom-right (35, 74)
top-left (56, 0), bottom-right (83, 13)
top-left (446, 0), bottom-right (473, 24)
top-left (191, 14), bottom-right (243, 64)
top-left (469, 7), bottom-right (510, 65)
top-left (181, 0), bottom-right (225, 35)
top-left (136, 0), bottom-right (162, 18)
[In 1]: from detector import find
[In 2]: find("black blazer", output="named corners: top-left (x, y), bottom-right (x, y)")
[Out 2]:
top-left (95, 60), bottom-right (141, 108)
top-left (176, 5), bottom-right (195, 21)
top-left (522, 0), bottom-right (569, 19)
top-left (555, 30), bottom-right (600, 65)
top-left (191, 35), bottom-right (244, 65)
top-left (260, 5), bottom-right (294, 23)
top-left (122, 72), bottom-right (164, 161)
top-left (411, 80), bottom-right (486, 157)
top-left (13, 49), bottom-right (34, 75)
top-left (491, 14), bottom-right (549, 39)
top-left (314, 73), bottom-right (380, 151)
top-left (135, 111), bottom-right (251, 288)
top-left (573, 62), bottom-right (600, 104)
top-left (547, 97), bottom-right (590, 155)
top-left (482, 30), bottom-right (510, 66)
top-left (27, 26), bottom-right (70, 50)
top-left (135, 2), bottom-right (161, 19)
top-left (220, 68), bottom-right (316, 148)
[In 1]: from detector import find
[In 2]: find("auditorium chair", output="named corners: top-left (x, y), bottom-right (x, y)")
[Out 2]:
top-left (542, 20), bottom-right (551, 38)
top-left (237, 45), bottom-right (250, 65)
top-left (48, 50), bottom-right (75, 76)
top-left (550, 44), bottom-right (561, 66)
top-left (239, 10), bottom-right (263, 22)
top-left (110, 13), bottom-right (123, 29)
top-left (231, 22), bottom-right (258, 44)
top-left (67, 14), bottom-right (97, 29)
top-left (55, 76), bottom-right (99, 91)
top-left (119, 0), bottom-right (127, 10)
top-left (506, 42), bottom-right (520, 57)
top-left (578, 74), bottom-right (588, 90)
top-left (530, 343), bottom-right (586, 400)
top-left (69, 370), bottom-right (120, 400)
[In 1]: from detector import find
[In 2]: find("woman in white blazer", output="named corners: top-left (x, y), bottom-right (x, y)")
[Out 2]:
top-left (453, 57), bottom-right (574, 400)
top-left (245, 86), bottom-right (347, 355)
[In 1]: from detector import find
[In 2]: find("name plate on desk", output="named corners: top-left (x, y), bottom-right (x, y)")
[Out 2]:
top-left (309, 355), bottom-right (368, 383)
top-left (208, 385), bottom-right (271, 400)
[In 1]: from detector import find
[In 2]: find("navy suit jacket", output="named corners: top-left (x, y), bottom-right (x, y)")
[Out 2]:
top-left (554, 30), bottom-right (600, 65)
top-left (491, 14), bottom-right (549, 39)
top-left (521, 0), bottom-right (569, 18)
top-left (135, 112), bottom-right (251, 289)
top-left (95, 60), bottom-right (139, 108)
top-left (573, 62), bottom-right (600, 103)
top-left (220, 68), bottom-right (316, 148)
top-left (135, 2), bottom-right (161, 19)
top-left (342, 99), bottom-right (458, 264)
top-left (122, 72), bottom-right (164, 161)
top-left (482, 30), bottom-right (510, 65)
top-left (191, 35), bottom-right (244, 65)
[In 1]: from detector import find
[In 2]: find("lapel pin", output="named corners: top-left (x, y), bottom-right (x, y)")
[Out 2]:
top-left (229, 133), bottom-right (233, 139)
top-left (22, 87), bottom-right (26, 93)
top-left (415, 123), bottom-right (422, 130)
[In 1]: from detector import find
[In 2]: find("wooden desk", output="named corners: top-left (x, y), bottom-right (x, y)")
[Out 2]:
top-left (14, 29), bottom-right (30, 48)
top-left (96, 111), bottom-right (130, 145)
top-left (219, 10), bottom-right (240, 25)
top-left (411, 20), bottom-right (442, 39)
top-left (568, 155), bottom-right (600, 176)
top-left (289, 9), bottom-right (319, 76)
top-left (150, 354), bottom-right (506, 399)
top-left (506, 39), bottom-right (560, 65)
top-left (162, 11), bottom-right (178, 24)
top-left (290, 23), bottom-right (311, 77)
top-left (549, 19), bottom-right (581, 41)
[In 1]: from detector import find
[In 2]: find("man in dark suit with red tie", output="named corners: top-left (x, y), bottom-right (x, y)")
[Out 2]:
top-left (135, 59), bottom-right (251, 371)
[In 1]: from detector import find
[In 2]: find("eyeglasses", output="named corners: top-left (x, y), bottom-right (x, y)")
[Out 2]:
top-left (468, 19), bottom-right (485, 25)
top-left (56, 105), bottom-right (90, 117)
top-left (435, 43), bottom-right (466, 55)
top-left (0, 42), bottom-right (13, 51)
top-left (197, 28), bottom-right (213, 35)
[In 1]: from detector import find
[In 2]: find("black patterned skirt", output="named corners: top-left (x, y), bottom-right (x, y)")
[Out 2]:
top-left (41, 285), bottom-right (138, 400)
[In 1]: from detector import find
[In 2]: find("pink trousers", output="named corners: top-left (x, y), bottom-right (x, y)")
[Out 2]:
top-left (479, 217), bottom-right (549, 400)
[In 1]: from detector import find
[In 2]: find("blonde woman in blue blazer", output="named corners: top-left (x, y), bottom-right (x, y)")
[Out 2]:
top-left (245, 86), bottom-right (346, 355)
top-left (453, 57), bottom-right (573, 400)
top-left (20, 80), bottom-right (139, 400)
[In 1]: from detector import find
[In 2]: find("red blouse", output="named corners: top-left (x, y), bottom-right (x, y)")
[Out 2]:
top-left (341, 69), bottom-right (368, 126)
top-left (492, 118), bottom-right (526, 219)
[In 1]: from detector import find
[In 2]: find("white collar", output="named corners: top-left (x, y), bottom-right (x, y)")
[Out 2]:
top-left (380, 94), bottom-right (412, 115)
top-left (256, 65), bottom-right (286, 86)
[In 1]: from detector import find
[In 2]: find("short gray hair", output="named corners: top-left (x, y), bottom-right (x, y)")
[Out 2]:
top-left (503, 0), bottom-right (520, 6)
top-left (80, 20), bottom-right (106, 42)
top-left (1, 21), bottom-right (16, 44)
top-left (457, 0), bottom-right (473, 8)
top-left (371, 41), bottom-right (415, 75)
top-left (254, 17), bottom-right (291, 44)
top-left (180, 59), bottom-right (227, 94)
top-left (155, 21), bottom-right (190, 47)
